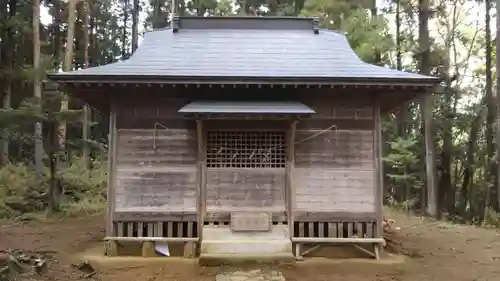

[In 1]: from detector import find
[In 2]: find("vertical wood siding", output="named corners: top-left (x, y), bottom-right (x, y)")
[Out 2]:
top-left (294, 101), bottom-right (376, 216)
top-left (203, 121), bottom-right (288, 220)
top-left (111, 95), bottom-right (376, 221)
top-left (205, 168), bottom-right (286, 215)
top-left (114, 98), bottom-right (198, 213)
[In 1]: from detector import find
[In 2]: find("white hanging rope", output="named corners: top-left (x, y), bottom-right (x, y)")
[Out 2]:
top-left (152, 121), bottom-right (339, 161)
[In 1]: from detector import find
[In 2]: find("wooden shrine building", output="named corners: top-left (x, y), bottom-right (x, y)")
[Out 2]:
top-left (48, 16), bottom-right (440, 262)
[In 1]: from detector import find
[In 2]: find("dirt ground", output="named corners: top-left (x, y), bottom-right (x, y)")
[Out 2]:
top-left (1, 211), bottom-right (500, 281)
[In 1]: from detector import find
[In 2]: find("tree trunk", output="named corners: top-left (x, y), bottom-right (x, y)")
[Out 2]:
top-left (484, 0), bottom-right (495, 220)
top-left (1, 0), bottom-right (17, 166)
top-left (132, 0), bottom-right (139, 53)
top-left (60, 0), bottom-right (79, 156)
top-left (438, 4), bottom-right (458, 216)
top-left (496, 0), bottom-right (500, 213)
top-left (122, 0), bottom-right (129, 59)
top-left (53, 1), bottom-right (62, 69)
top-left (32, 0), bottom-right (44, 177)
top-left (418, 0), bottom-right (437, 217)
top-left (267, 0), bottom-right (277, 15)
top-left (460, 101), bottom-right (485, 218)
top-left (89, 2), bottom-right (96, 67)
top-left (82, 1), bottom-right (91, 170)
top-left (496, 0), bottom-right (500, 212)
top-left (394, 0), bottom-right (409, 137)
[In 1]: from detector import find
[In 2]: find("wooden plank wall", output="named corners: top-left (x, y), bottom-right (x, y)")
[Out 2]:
top-left (205, 168), bottom-right (286, 221)
top-left (204, 121), bottom-right (288, 222)
top-left (114, 98), bottom-right (198, 216)
top-left (294, 99), bottom-right (376, 220)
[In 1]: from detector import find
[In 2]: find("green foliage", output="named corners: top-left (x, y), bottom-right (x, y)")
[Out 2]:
top-left (383, 137), bottom-right (421, 211)
top-left (300, 0), bottom-right (393, 64)
top-left (0, 0), bottom-right (497, 232)
top-left (0, 159), bottom-right (107, 221)
top-left (214, 0), bottom-right (236, 15)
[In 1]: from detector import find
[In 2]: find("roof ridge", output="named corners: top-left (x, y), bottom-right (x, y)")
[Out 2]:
top-left (48, 19), bottom-right (440, 85)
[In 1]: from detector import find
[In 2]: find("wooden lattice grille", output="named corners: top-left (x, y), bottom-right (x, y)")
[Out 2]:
top-left (206, 131), bottom-right (286, 168)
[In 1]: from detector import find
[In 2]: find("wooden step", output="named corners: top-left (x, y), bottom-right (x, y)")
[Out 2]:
top-left (198, 253), bottom-right (296, 266)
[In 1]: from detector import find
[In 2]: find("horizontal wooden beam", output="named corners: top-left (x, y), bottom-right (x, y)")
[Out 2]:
top-left (297, 119), bottom-right (374, 130)
top-left (104, 237), bottom-right (199, 242)
top-left (205, 211), bottom-right (287, 222)
top-left (294, 211), bottom-right (378, 221)
top-left (113, 211), bottom-right (378, 222)
top-left (58, 80), bottom-right (435, 90)
top-left (113, 211), bottom-right (197, 221)
top-left (291, 237), bottom-right (385, 244)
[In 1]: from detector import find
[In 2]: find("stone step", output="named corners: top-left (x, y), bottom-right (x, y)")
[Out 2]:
top-left (201, 239), bottom-right (292, 255)
top-left (199, 253), bottom-right (296, 267)
top-left (202, 225), bottom-right (290, 241)
top-left (216, 269), bottom-right (286, 281)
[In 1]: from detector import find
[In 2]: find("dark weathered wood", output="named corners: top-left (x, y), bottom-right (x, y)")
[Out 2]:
top-left (117, 97), bottom-right (189, 119)
top-left (111, 221), bottom-right (198, 238)
top-left (114, 129), bottom-right (197, 214)
top-left (197, 120), bottom-right (206, 240)
top-left (294, 168), bottom-right (375, 213)
top-left (291, 237), bottom-right (385, 244)
top-left (287, 120), bottom-right (297, 237)
top-left (106, 237), bottom-right (198, 242)
top-left (205, 211), bottom-right (287, 222)
top-left (114, 167), bottom-right (197, 212)
top-left (66, 84), bottom-right (426, 115)
top-left (294, 211), bottom-right (378, 221)
top-left (374, 99), bottom-right (384, 238)
top-left (113, 211), bottom-right (197, 221)
top-left (297, 119), bottom-right (373, 130)
top-left (116, 129), bottom-right (197, 165)
top-left (117, 118), bottom-right (197, 129)
top-left (295, 130), bottom-right (374, 169)
top-left (205, 168), bottom-right (286, 210)
top-left (105, 93), bottom-right (387, 235)
top-left (106, 102), bottom-right (117, 237)
top-left (116, 97), bottom-right (194, 129)
top-left (204, 120), bottom-right (288, 130)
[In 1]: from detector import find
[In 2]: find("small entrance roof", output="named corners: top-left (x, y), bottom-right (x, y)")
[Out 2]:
top-left (47, 16), bottom-right (440, 87)
top-left (178, 101), bottom-right (315, 114)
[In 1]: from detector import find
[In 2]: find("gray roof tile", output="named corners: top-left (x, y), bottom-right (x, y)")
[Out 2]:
top-left (178, 100), bottom-right (316, 114)
top-left (49, 17), bottom-right (438, 84)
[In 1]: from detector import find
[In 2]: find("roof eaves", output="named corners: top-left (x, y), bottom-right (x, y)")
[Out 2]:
top-left (178, 100), bottom-right (316, 114)
top-left (47, 74), bottom-right (441, 87)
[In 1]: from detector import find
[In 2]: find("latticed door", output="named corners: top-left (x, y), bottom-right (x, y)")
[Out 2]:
top-left (205, 130), bottom-right (288, 229)
top-left (206, 131), bottom-right (286, 169)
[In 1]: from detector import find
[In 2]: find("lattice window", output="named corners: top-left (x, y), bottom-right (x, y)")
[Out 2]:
top-left (206, 131), bottom-right (286, 168)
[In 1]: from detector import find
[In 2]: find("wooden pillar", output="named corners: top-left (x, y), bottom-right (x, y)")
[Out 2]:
top-left (373, 101), bottom-right (383, 238)
top-left (104, 101), bottom-right (118, 256)
top-left (141, 241), bottom-right (156, 257)
top-left (373, 98), bottom-right (384, 260)
top-left (104, 240), bottom-right (118, 257)
top-left (423, 94), bottom-right (437, 216)
top-left (286, 120), bottom-right (297, 237)
top-left (196, 120), bottom-right (206, 243)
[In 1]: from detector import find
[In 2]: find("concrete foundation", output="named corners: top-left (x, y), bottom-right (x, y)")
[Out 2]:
top-left (200, 225), bottom-right (293, 265)
top-left (201, 239), bottom-right (292, 254)
top-left (202, 225), bottom-right (290, 241)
